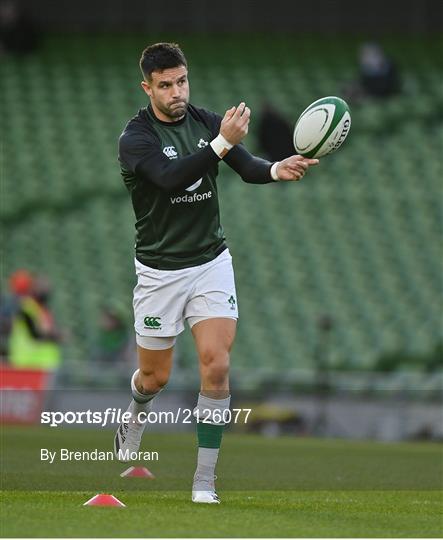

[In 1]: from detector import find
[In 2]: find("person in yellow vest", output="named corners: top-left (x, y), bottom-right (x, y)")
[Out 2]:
top-left (9, 275), bottom-right (62, 370)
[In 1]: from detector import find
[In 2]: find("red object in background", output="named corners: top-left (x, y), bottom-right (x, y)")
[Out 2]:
top-left (120, 466), bottom-right (155, 479)
top-left (0, 365), bottom-right (50, 424)
top-left (9, 269), bottom-right (33, 296)
top-left (83, 494), bottom-right (126, 507)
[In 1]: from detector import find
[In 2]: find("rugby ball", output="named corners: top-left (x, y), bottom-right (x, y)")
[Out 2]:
top-left (293, 96), bottom-right (351, 158)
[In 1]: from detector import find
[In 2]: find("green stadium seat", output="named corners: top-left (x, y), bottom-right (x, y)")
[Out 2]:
top-left (1, 35), bottom-right (441, 387)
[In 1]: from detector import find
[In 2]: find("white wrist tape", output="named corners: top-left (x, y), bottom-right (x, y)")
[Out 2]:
top-left (270, 161), bottom-right (280, 181)
top-left (210, 134), bottom-right (233, 159)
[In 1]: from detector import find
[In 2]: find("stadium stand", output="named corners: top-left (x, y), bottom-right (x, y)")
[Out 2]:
top-left (1, 35), bottom-right (442, 388)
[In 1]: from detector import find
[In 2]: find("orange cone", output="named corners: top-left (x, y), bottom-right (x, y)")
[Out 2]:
top-left (120, 466), bottom-right (155, 479)
top-left (83, 494), bottom-right (126, 507)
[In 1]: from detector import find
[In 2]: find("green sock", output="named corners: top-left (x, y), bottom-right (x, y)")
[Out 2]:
top-left (194, 393), bottom-right (230, 484)
top-left (197, 422), bottom-right (224, 449)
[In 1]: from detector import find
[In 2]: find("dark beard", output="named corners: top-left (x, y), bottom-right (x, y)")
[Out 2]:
top-left (164, 100), bottom-right (188, 120)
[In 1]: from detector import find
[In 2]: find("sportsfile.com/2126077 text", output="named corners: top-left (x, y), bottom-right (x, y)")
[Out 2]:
top-left (40, 408), bottom-right (252, 427)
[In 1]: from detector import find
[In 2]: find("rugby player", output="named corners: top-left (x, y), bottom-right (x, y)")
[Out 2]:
top-left (115, 42), bottom-right (318, 504)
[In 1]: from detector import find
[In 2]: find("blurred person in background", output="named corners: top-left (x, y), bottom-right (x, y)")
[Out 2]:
top-left (344, 42), bottom-right (401, 102)
top-left (0, 0), bottom-right (39, 56)
top-left (115, 42), bottom-right (319, 505)
top-left (0, 270), bottom-right (33, 360)
top-left (257, 102), bottom-right (294, 162)
top-left (94, 304), bottom-right (133, 365)
top-left (8, 275), bottom-right (62, 371)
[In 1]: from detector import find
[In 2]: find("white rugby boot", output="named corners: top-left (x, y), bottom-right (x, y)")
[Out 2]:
top-left (113, 400), bottom-right (147, 461)
top-left (192, 475), bottom-right (220, 504)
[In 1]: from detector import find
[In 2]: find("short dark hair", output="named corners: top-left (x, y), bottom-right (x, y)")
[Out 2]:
top-left (139, 42), bottom-right (187, 81)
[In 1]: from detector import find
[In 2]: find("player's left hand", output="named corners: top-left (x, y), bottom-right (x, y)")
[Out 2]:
top-left (276, 155), bottom-right (319, 181)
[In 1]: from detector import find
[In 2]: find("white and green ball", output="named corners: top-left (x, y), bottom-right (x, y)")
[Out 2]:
top-left (293, 96), bottom-right (351, 158)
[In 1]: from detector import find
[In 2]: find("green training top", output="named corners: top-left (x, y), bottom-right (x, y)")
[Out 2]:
top-left (119, 104), bottom-right (274, 270)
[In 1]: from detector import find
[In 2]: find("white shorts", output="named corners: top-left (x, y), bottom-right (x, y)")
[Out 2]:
top-left (133, 249), bottom-right (238, 343)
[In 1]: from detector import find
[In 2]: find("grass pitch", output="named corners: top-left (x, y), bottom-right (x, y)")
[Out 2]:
top-left (1, 426), bottom-right (442, 537)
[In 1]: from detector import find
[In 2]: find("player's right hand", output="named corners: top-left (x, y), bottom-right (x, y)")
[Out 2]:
top-left (220, 102), bottom-right (250, 145)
